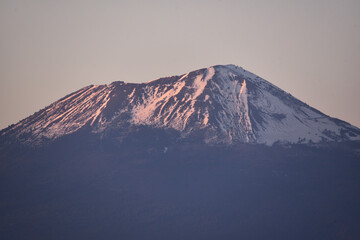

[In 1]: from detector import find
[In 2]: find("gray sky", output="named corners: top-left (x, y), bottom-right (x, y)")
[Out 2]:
top-left (1, 0), bottom-right (360, 129)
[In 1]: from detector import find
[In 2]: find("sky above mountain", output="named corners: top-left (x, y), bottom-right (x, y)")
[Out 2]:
top-left (1, 0), bottom-right (360, 129)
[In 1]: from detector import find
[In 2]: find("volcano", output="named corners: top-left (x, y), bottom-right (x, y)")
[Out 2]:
top-left (1, 65), bottom-right (360, 240)
top-left (1, 64), bottom-right (359, 146)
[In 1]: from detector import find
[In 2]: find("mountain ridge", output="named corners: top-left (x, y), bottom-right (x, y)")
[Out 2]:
top-left (1, 64), bottom-right (360, 146)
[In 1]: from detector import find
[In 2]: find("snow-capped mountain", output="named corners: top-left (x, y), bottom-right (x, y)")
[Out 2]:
top-left (2, 64), bottom-right (360, 145)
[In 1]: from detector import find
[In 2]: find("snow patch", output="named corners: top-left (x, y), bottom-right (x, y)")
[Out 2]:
top-left (192, 67), bottom-right (214, 99)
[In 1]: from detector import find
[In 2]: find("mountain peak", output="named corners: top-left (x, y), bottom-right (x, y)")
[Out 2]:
top-left (2, 65), bottom-right (360, 146)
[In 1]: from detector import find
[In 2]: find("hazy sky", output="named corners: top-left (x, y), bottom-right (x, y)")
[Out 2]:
top-left (1, 0), bottom-right (360, 129)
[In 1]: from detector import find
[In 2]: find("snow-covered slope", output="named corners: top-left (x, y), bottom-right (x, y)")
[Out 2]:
top-left (2, 64), bottom-right (360, 145)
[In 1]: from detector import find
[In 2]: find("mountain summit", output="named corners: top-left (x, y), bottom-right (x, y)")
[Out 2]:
top-left (2, 64), bottom-right (360, 145)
